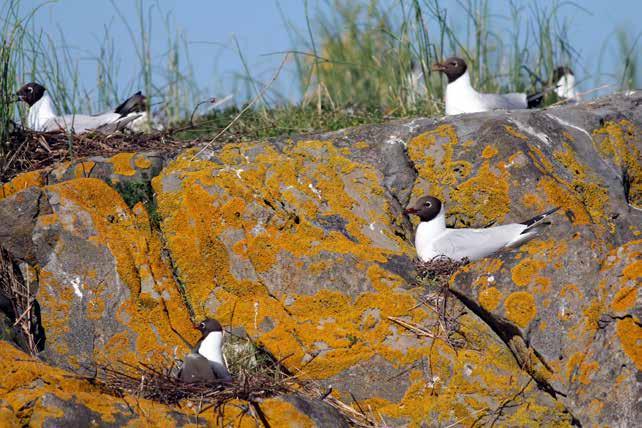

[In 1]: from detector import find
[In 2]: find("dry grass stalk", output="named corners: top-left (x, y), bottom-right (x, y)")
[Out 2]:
top-left (0, 247), bottom-right (40, 355)
top-left (0, 125), bottom-right (202, 182)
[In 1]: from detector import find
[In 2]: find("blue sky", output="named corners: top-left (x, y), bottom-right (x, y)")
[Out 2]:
top-left (15, 0), bottom-right (642, 105)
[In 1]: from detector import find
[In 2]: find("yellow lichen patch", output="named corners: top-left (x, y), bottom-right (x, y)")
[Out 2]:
top-left (623, 260), bottom-right (642, 281)
top-left (593, 120), bottom-right (642, 208)
top-left (355, 141), bottom-right (369, 149)
top-left (577, 360), bottom-right (600, 385)
top-left (479, 287), bottom-right (503, 311)
top-left (562, 131), bottom-right (575, 142)
top-left (522, 193), bottom-right (544, 210)
top-left (481, 144), bottom-right (498, 159)
top-left (407, 124), bottom-right (463, 196)
top-left (0, 342), bottom-right (208, 426)
top-left (1, 170), bottom-right (45, 199)
top-left (108, 152), bottom-right (137, 176)
top-left (74, 161), bottom-right (95, 178)
top-left (611, 287), bottom-right (637, 312)
top-left (449, 161), bottom-right (511, 224)
top-left (133, 154), bottom-right (153, 169)
top-left (616, 317), bottom-right (642, 370)
top-left (41, 178), bottom-right (195, 366)
top-left (504, 125), bottom-right (528, 141)
top-left (504, 292), bottom-right (537, 328)
top-left (511, 258), bottom-right (546, 287)
top-left (254, 398), bottom-right (314, 427)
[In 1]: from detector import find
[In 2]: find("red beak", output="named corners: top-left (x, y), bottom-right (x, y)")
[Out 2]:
top-left (404, 208), bottom-right (417, 215)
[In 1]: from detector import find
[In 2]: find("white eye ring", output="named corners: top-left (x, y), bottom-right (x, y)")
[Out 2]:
top-left (28, 87), bottom-right (33, 93)
top-left (425, 202), bottom-right (431, 207)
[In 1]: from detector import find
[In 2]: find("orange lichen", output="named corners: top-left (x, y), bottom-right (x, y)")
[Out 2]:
top-left (481, 145), bottom-right (498, 159)
top-left (479, 287), bottom-right (503, 311)
top-left (504, 125), bottom-right (528, 141)
top-left (504, 292), bottom-right (537, 328)
top-left (1, 170), bottom-right (45, 199)
top-left (623, 260), bottom-right (641, 281)
top-left (593, 120), bottom-right (642, 208)
top-left (37, 178), bottom-right (195, 368)
top-left (616, 318), bottom-right (642, 370)
top-left (611, 287), bottom-right (637, 312)
top-left (74, 161), bottom-right (95, 178)
top-left (0, 342), bottom-right (214, 426)
top-left (511, 258), bottom-right (546, 287)
top-left (133, 154), bottom-right (152, 169)
top-left (108, 152), bottom-right (137, 176)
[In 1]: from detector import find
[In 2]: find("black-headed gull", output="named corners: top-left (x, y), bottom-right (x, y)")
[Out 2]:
top-left (16, 82), bottom-right (145, 133)
top-left (405, 195), bottom-right (559, 262)
top-left (432, 57), bottom-right (545, 115)
top-left (178, 318), bottom-right (232, 383)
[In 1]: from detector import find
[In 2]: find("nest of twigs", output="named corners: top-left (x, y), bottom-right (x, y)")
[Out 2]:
top-left (95, 358), bottom-right (291, 407)
top-left (91, 340), bottom-right (378, 427)
top-left (0, 125), bottom-right (201, 182)
top-left (414, 255), bottom-right (469, 289)
top-left (389, 256), bottom-right (472, 351)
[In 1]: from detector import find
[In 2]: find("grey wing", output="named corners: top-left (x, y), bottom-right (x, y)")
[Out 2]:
top-left (434, 225), bottom-right (524, 261)
top-left (211, 361), bottom-right (232, 382)
top-left (179, 353), bottom-right (216, 383)
top-left (52, 112), bottom-right (122, 133)
top-left (481, 93), bottom-right (527, 110)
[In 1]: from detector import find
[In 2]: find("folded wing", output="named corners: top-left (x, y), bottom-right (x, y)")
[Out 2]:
top-left (433, 224), bottom-right (525, 261)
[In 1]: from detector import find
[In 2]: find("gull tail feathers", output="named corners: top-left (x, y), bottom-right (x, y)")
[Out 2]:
top-left (114, 91), bottom-right (147, 117)
top-left (506, 207), bottom-right (560, 248)
top-left (527, 91), bottom-right (545, 108)
top-left (520, 206), bottom-right (560, 232)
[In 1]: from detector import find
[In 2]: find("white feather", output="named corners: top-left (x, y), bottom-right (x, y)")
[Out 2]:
top-left (445, 71), bottom-right (527, 115)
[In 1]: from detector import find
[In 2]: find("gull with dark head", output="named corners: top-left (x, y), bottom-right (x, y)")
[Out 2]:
top-left (405, 195), bottom-right (559, 262)
top-left (179, 318), bottom-right (232, 383)
top-left (552, 66), bottom-right (578, 102)
top-left (432, 57), bottom-right (545, 115)
top-left (16, 82), bottom-right (145, 134)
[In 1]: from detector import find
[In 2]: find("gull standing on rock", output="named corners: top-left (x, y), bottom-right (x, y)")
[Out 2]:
top-left (432, 57), bottom-right (546, 115)
top-left (179, 318), bottom-right (232, 383)
top-left (405, 196), bottom-right (559, 262)
top-left (16, 82), bottom-right (145, 133)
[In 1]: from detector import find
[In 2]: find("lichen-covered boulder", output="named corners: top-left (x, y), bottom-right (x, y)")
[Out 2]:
top-left (151, 143), bottom-right (566, 423)
top-left (0, 91), bottom-right (640, 426)
top-left (0, 178), bottom-right (195, 373)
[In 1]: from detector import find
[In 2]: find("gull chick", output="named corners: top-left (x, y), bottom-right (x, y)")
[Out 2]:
top-left (179, 318), bottom-right (232, 383)
top-left (405, 195), bottom-right (559, 262)
top-left (432, 57), bottom-right (545, 115)
top-left (16, 82), bottom-right (145, 133)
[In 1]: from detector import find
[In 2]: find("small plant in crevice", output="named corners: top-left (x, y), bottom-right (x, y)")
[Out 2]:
top-left (0, 246), bottom-right (45, 356)
top-left (114, 180), bottom-right (162, 230)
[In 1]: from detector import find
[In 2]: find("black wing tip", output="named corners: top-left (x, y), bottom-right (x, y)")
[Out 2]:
top-left (520, 206), bottom-right (560, 230)
top-left (527, 91), bottom-right (544, 108)
top-left (114, 91), bottom-right (147, 116)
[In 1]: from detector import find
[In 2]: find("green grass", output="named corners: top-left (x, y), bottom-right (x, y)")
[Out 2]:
top-left (1, 0), bottom-right (641, 175)
top-left (113, 180), bottom-right (162, 229)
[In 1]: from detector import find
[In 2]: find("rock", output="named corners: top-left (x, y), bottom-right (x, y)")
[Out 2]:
top-left (0, 91), bottom-right (640, 425)
top-left (0, 178), bottom-right (195, 373)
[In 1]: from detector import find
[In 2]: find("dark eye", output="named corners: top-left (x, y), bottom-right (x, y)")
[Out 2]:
top-left (28, 87), bottom-right (33, 93)
top-left (450, 62), bottom-right (457, 66)
top-left (424, 201), bottom-right (432, 207)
